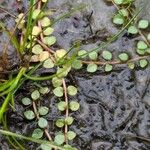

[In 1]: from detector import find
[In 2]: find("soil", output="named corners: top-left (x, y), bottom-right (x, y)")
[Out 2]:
top-left (0, 0), bottom-right (150, 150)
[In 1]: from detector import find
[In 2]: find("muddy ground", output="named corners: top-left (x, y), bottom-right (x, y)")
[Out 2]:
top-left (0, 0), bottom-right (150, 149)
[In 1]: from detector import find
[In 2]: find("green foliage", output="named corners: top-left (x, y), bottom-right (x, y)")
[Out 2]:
top-left (69, 101), bottom-right (80, 111)
top-left (113, 14), bottom-right (124, 25)
top-left (67, 86), bottom-right (77, 96)
top-left (54, 133), bottom-right (65, 145)
top-left (102, 50), bottom-right (112, 60)
top-left (72, 60), bottom-right (83, 69)
top-left (137, 41), bottom-right (148, 50)
top-left (43, 36), bottom-right (56, 46)
top-left (38, 117), bottom-right (48, 128)
top-left (40, 144), bottom-right (52, 150)
top-left (65, 117), bottom-right (74, 125)
top-left (87, 63), bottom-right (98, 73)
top-left (24, 110), bottom-right (35, 120)
top-left (43, 27), bottom-right (54, 36)
top-left (43, 58), bottom-right (54, 69)
top-left (39, 87), bottom-right (50, 95)
top-left (128, 26), bottom-right (138, 34)
top-left (139, 59), bottom-right (148, 68)
top-left (138, 19), bottom-right (149, 29)
top-left (53, 87), bottom-right (64, 97)
top-left (128, 62), bottom-right (135, 69)
top-left (31, 90), bottom-right (40, 100)
top-left (40, 17), bottom-right (51, 27)
top-left (118, 9), bottom-right (128, 17)
top-left (56, 119), bottom-right (65, 128)
top-left (67, 131), bottom-right (76, 140)
top-left (32, 9), bottom-right (41, 20)
top-left (38, 106), bottom-right (49, 116)
top-left (104, 64), bottom-right (113, 72)
top-left (32, 26), bottom-right (41, 36)
top-left (21, 97), bottom-right (31, 106)
top-left (32, 128), bottom-right (43, 139)
top-left (52, 77), bottom-right (63, 87)
top-left (114, 0), bottom-right (123, 5)
top-left (32, 44), bottom-right (43, 54)
top-left (57, 101), bottom-right (67, 111)
top-left (136, 49), bottom-right (145, 55)
top-left (88, 51), bottom-right (98, 60)
top-left (78, 50), bottom-right (87, 58)
top-left (118, 53), bottom-right (129, 62)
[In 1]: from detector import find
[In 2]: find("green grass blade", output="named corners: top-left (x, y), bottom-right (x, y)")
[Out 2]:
top-left (0, 130), bottom-right (66, 150)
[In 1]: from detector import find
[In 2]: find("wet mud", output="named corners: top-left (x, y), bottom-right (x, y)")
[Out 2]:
top-left (0, 0), bottom-right (150, 150)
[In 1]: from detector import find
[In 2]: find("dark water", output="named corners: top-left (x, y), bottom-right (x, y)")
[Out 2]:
top-left (0, 0), bottom-right (150, 149)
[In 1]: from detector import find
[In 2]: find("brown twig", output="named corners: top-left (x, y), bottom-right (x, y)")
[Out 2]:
top-left (36, 39), bottom-right (55, 54)
top-left (62, 79), bottom-right (69, 144)
top-left (32, 101), bottom-right (52, 141)
top-left (82, 55), bottom-right (149, 65)
top-left (37, 0), bottom-right (44, 42)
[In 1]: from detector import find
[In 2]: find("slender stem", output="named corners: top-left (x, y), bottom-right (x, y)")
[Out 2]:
top-left (62, 79), bottom-right (69, 144)
top-left (82, 55), bottom-right (149, 65)
top-left (32, 101), bottom-right (52, 141)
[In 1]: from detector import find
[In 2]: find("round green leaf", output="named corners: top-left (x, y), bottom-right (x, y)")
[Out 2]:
top-left (67, 86), bottom-right (77, 96)
top-left (137, 41), bottom-right (148, 50)
top-left (32, 9), bottom-right (41, 20)
top-left (118, 53), bottom-right (129, 61)
top-left (88, 51), bottom-right (98, 60)
top-left (40, 144), bottom-right (52, 150)
top-left (56, 119), bottom-right (65, 128)
top-left (67, 131), bottom-right (76, 140)
top-left (32, 128), bottom-right (43, 139)
top-left (57, 101), bottom-right (67, 111)
top-left (31, 90), bottom-right (40, 101)
top-left (104, 64), bottom-right (113, 72)
top-left (113, 14), bottom-right (124, 25)
top-left (56, 68), bottom-right (68, 78)
top-left (40, 17), bottom-right (51, 27)
top-left (43, 27), bottom-right (54, 36)
top-left (38, 106), bottom-right (49, 116)
top-left (21, 97), bottom-right (31, 106)
top-left (136, 49), bottom-right (145, 55)
top-left (72, 60), bottom-right (83, 69)
top-left (87, 63), bottom-right (98, 73)
top-left (65, 117), bottom-right (74, 125)
top-left (42, 0), bottom-right (48, 2)
top-left (43, 36), bottom-right (56, 46)
top-left (78, 50), bottom-right (87, 58)
top-left (53, 87), bottom-right (63, 97)
top-left (114, 0), bottom-right (123, 4)
top-left (54, 133), bottom-right (65, 145)
top-left (24, 110), bottom-right (35, 120)
top-left (128, 26), bottom-right (138, 34)
top-left (43, 58), bottom-right (54, 69)
top-left (102, 50), bottom-right (112, 60)
top-left (55, 49), bottom-right (67, 60)
top-left (32, 44), bottom-right (43, 54)
top-left (52, 77), bottom-right (63, 87)
top-left (39, 87), bottom-right (50, 95)
top-left (118, 9), bottom-right (128, 17)
top-left (138, 20), bottom-right (149, 29)
top-left (32, 26), bottom-right (41, 36)
top-left (139, 59), bottom-right (148, 68)
top-left (69, 101), bottom-right (80, 111)
top-left (128, 62), bottom-right (135, 70)
top-left (38, 117), bottom-right (48, 128)
top-left (146, 48), bottom-right (150, 54)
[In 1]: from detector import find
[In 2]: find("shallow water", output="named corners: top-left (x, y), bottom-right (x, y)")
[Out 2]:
top-left (0, 0), bottom-right (150, 149)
